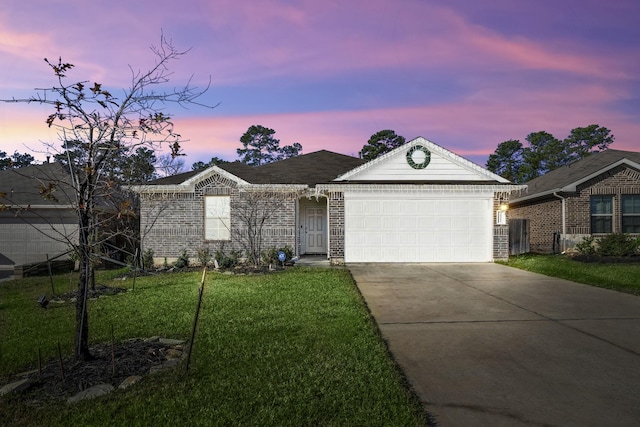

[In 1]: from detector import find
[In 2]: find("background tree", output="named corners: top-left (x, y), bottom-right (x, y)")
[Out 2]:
top-left (485, 140), bottom-right (524, 183)
top-left (237, 125), bottom-right (302, 166)
top-left (192, 156), bottom-right (228, 171)
top-left (54, 141), bottom-right (157, 184)
top-left (0, 150), bottom-right (35, 170)
top-left (154, 153), bottom-right (185, 177)
top-left (564, 124), bottom-right (615, 161)
top-left (359, 129), bottom-right (406, 161)
top-left (486, 124), bottom-right (614, 184)
top-left (2, 36), bottom-right (212, 360)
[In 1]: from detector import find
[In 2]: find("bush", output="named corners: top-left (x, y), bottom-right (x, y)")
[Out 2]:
top-left (214, 249), bottom-right (241, 269)
top-left (575, 236), bottom-right (596, 256)
top-left (197, 247), bottom-right (212, 267)
top-left (575, 234), bottom-right (639, 257)
top-left (262, 246), bottom-right (294, 265)
top-left (142, 248), bottom-right (155, 269)
top-left (596, 233), bottom-right (639, 257)
top-left (174, 249), bottom-right (190, 269)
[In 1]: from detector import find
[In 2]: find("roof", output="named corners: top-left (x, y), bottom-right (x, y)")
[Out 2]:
top-left (511, 149), bottom-right (640, 204)
top-left (247, 150), bottom-right (366, 185)
top-left (145, 150), bottom-right (366, 188)
top-left (0, 162), bottom-right (75, 207)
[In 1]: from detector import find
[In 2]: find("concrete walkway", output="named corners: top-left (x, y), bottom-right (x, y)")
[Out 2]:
top-left (349, 263), bottom-right (640, 427)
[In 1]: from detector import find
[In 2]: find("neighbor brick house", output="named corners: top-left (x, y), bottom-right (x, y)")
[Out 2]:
top-left (130, 137), bottom-right (523, 265)
top-left (0, 163), bottom-right (78, 279)
top-left (509, 149), bottom-right (640, 254)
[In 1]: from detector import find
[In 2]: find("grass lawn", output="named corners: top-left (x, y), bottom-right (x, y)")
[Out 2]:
top-left (0, 268), bottom-right (430, 426)
top-left (503, 254), bottom-right (640, 295)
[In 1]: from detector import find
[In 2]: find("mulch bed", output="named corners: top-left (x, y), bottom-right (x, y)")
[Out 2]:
top-left (1, 339), bottom-right (178, 406)
top-left (2, 285), bottom-right (185, 406)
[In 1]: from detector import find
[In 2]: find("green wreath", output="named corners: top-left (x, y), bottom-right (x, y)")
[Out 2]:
top-left (406, 145), bottom-right (431, 169)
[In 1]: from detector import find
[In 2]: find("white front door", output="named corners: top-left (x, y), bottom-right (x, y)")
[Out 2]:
top-left (304, 206), bottom-right (327, 254)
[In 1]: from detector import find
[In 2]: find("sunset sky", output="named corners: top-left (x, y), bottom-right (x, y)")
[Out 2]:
top-left (1, 0), bottom-right (638, 169)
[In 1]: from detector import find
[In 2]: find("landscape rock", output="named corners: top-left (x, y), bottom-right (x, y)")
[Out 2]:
top-left (159, 338), bottom-right (184, 345)
top-left (0, 378), bottom-right (33, 396)
top-left (118, 375), bottom-right (142, 390)
top-left (67, 383), bottom-right (114, 403)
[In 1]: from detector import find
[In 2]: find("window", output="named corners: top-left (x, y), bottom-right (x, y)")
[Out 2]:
top-left (622, 195), bottom-right (640, 233)
top-left (590, 195), bottom-right (612, 233)
top-left (205, 196), bottom-right (230, 240)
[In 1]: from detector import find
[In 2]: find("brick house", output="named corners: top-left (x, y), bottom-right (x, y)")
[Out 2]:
top-left (130, 137), bottom-right (522, 265)
top-left (509, 149), bottom-right (640, 254)
top-left (0, 163), bottom-right (78, 279)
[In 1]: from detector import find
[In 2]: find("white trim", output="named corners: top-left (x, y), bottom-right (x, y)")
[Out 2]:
top-left (335, 136), bottom-right (511, 183)
top-left (126, 165), bottom-right (250, 194)
top-left (316, 183), bottom-right (525, 197)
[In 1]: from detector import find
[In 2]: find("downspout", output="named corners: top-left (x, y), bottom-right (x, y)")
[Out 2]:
top-left (553, 192), bottom-right (566, 253)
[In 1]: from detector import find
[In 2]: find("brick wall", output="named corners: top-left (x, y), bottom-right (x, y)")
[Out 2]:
top-left (327, 191), bottom-right (345, 265)
top-left (140, 174), bottom-right (297, 266)
top-left (510, 165), bottom-right (640, 253)
top-left (493, 196), bottom-right (509, 261)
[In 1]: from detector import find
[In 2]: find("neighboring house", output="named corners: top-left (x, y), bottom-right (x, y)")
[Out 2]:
top-left (129, 137), bottom-right (523, 265)
top-left (0, 162), bottom-right (78, 278)
top-left (509, 149), bottom-right (640, 254)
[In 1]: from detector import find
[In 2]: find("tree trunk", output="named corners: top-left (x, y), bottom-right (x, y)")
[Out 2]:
top-left (75, 211), bottom-right (92, 361)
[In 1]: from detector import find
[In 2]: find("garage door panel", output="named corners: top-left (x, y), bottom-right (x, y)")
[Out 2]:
top-left (344, 193), bottom-right (492, 263)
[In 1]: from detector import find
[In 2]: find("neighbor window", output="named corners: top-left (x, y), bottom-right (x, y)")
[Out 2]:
top-left (590, 195), bottom-right (613, 233)
top-left (622, 195), bottom-right (640, 233)
top-left (205, 196), bottom-right (230, 240)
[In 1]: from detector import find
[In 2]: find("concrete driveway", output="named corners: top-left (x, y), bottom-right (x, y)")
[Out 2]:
top-left (349, 263), bottom-right (640, 427)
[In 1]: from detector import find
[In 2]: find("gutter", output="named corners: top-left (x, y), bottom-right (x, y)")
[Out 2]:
top-left (553, 192), bottom-right (567, 253)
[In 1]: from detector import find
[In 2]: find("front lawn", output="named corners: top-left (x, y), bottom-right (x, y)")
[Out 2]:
top-left (0, 268), bottom-right (430, 426)
top-left (503, 254), bottom-right (640, 295)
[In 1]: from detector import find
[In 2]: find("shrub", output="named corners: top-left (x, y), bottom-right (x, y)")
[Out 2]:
top-left (174, 249), bottom-right (190, 269)
top-left (214, 249), bottom-right (241, 269)
top-left (262, 246), bottom-right (294, 265)
top-left (141, 248), bottom-right (155, 269)
top-left (575, 236), bottom-right (596, 256)
top-left (596, 233), bottom-right (639, 257)
top-left (197, 247), bottom-right (212, 267)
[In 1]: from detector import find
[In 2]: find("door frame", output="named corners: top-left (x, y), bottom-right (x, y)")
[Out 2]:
top-left (297, 197), bottom-right (328, 256)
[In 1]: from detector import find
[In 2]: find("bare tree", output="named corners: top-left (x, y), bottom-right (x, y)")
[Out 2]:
top-left (231, 190), bottom-right (292, 267)
top-left (1, 35), bottom-right (214, 360)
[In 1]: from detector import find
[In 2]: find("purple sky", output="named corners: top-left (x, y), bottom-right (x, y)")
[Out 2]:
top-left (1, 0), bottom-right (639, 169)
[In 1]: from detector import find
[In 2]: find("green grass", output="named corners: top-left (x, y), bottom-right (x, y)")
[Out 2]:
top-left (503, 254), bottom-right (640, 295)
top-left (0, 268), bottom-right (429, 426)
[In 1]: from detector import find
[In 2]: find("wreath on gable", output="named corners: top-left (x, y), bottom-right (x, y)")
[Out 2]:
top-left (406, 144), bottom-right (431, 169)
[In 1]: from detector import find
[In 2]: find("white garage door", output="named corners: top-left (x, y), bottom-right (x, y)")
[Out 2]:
top-left (344, 192), bottom-right (493, 263)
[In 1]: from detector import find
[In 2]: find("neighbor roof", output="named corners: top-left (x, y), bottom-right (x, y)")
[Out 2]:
top-left (511, 149), bottom-right (640, 204)
top-left (0, 162), bottom-right (75, 206)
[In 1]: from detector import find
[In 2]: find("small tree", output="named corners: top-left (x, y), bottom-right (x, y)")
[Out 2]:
top-left (359, 130), bottom-right (406, 161)
top-left (2, 36), bottom-right (213, 360)
top-left (232, 190), bottom-right (292, 267)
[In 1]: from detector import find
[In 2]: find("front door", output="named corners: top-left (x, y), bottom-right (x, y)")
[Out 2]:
top-left (304, 206), bottom-right (327, 254)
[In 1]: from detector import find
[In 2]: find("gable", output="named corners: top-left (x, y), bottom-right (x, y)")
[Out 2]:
top-left (335, 137), bottom-right (509, 183)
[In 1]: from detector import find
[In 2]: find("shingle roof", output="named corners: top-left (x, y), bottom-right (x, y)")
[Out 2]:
top-left (511, 149), bottom-right (640, 203)
top-left (0, 162), bottom-right (75, 206)
top-left (245, 150), bottom-right (366, 185)
top-left (147, 150), bottom-right (366, 187)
